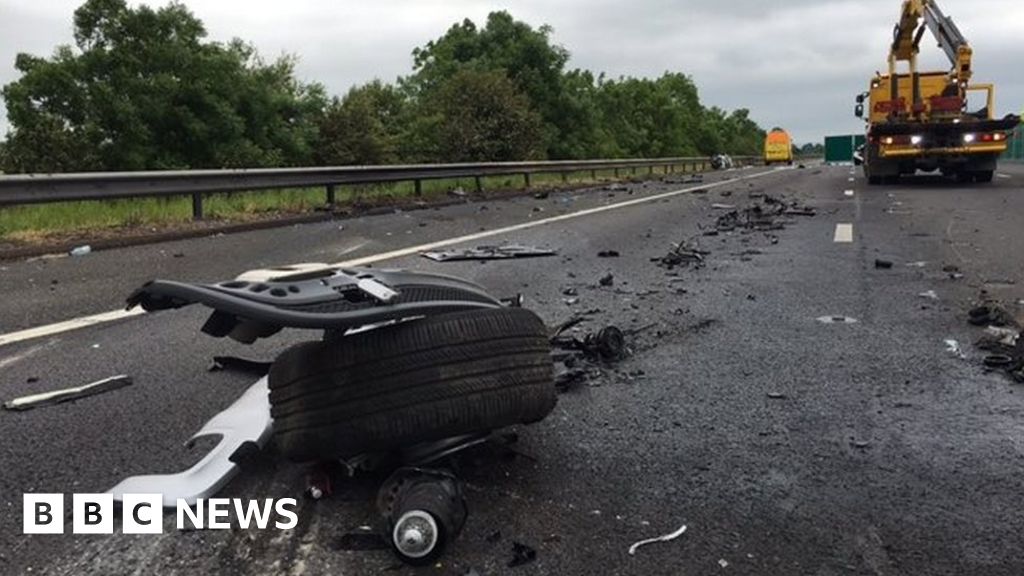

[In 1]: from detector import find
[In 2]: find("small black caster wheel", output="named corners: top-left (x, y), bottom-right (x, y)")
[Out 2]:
top-left (378, 468), bottom-right (467, 565)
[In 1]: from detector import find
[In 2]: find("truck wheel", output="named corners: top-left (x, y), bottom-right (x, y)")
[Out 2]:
top-left (974, 171), bottom-right (994, 183)
top-left (268, 308), bottom-right (557, 462)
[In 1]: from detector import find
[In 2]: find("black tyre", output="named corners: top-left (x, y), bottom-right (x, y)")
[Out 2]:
top-left (975, 170), bottom-right (994, 183)
top-left (268, 308), bottom-right (556, 461)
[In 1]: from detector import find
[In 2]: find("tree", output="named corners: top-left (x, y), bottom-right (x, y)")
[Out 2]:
top-left (1, 0), bottom-right (325, 173)
top-left (315, 81), bottom-right (406, 166)
top-left (429, 69), bottom-right (543, 162)
top-left (405, 11), bottom-right (578, 159)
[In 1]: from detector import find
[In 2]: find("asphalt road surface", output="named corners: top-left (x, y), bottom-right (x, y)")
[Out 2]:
top-left (1, 163), bottom-right (1023, 576)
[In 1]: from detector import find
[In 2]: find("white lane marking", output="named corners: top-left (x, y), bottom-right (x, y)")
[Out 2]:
top-left (0, 168), bottom-right (788, 347)
top-left (848, 177), bottom-right (856, 182)
top-left (997, 173), bottom-right (1011, 179)
top-left (844, 190), bottom-right (855, 197)
top-left (0, 308), bottom-right (146, 348)
top-left (834, 223), bottom-right (854, 243)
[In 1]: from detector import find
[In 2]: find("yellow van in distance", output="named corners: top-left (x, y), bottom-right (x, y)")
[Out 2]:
top-left (764, 128), bottom-right (794, 165)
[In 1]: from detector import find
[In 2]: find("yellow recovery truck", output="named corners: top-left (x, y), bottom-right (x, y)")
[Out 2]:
top-left (854, 0), bottom-right (1019, 184)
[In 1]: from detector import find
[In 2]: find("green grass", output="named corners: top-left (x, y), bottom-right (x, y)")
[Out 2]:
top-left (0, 165), bottom-right (692, 242)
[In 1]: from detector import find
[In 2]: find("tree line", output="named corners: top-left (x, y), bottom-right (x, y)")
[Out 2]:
top-left (0, 0), bottom-right (768, 173)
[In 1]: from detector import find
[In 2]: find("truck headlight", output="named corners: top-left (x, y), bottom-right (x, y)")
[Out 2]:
top-left (963, 133), bottom-right (976, 143)
top-left (910, 135), bottom-right (923, 145)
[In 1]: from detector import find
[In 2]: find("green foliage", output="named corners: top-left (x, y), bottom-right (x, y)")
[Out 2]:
top-left (1, 5), bottom-right (767, 173)
top-left (430, 69), bottom-right (543, 162)
top-left (315, 81), bottom-right (406, 165)
top-left (1, 0), bottom-right (325, 173)
top-left (799, 142), bottom-right (825, 156)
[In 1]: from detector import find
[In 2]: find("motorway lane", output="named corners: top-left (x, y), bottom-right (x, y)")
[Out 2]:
top-left (2, 164), bottom-right (1024, 575)
top-left (0, 168), bottom-right (748, 335)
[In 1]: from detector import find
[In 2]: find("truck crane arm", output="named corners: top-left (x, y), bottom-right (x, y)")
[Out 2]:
top-left (889, 0), bottom-right (972, 84)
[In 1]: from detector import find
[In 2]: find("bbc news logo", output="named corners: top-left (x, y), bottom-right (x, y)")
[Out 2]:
top-left (23, 494), bottom-right (298, 534)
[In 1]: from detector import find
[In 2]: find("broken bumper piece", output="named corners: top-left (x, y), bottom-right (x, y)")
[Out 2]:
top-left (108, 377), bottom-right (272, 508)
top-left (127, 266), bottom-right (505, 343)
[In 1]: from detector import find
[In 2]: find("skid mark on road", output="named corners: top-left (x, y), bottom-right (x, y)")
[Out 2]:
top-left (834, 223), bottom-right (854, 243)
top-left (0, 168), bottom-right (789, 347)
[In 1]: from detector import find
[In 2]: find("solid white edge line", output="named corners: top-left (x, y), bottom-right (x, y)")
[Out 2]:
top-left (0, 308), bottom-right (146, 347)
top-left (0, 167), bottom-right (787, 348)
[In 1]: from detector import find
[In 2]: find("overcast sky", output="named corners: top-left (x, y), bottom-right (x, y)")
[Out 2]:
top-left (2, 0), bottom-right (1022, 146)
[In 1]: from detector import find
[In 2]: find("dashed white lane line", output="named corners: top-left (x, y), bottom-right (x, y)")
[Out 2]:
top-left (0, 168), bottom-right (789, 348)
top-left (848, 177), bottom-right (856, 182)
top-left (834, 223), bottom-right (854, 243)
top-left (844, 189), bottom-right (855, 197)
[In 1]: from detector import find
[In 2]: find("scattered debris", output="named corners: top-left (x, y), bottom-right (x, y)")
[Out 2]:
top-left (944, 339), bottom-right (965, 358)
top-left (69, 245), bottom-right (92, 257)
top-left (208, 356), bottom-right (272, 375)
top-left (981, 326), bottom-right (1020, 348)
top-left (604, 183), bottom-right (629, 192)
top-left (598, 250), bottom-right (621, 258)
top-left (767, 392), bottom-right (788, 400)
top-left (984, 355), bottom-right (1016, 369)
top-left (533, 191), bottom-right (550, 200)
top-left (874, 259), bottom-right (894, 270)
top-left (628, 524), bottom-right (687, 556)
top-left (4, 375), bottom-right (132, 411)
top-left (817, 316), bottom-right (858, 324)
top-left (508, 542), bottom-right (537, 568)
top-left (905, 261), bottom-right (928, 268)
top-left (966, 303), bottom-right (1023, 382)
top-left (783, 207), bottom-right (817, 217)
top-left (968, 304), bottom-right (1017, 327)
top-left (654, 239), bottom-right (709, 270)
top-left (552, 326), bottom-right (627, 362)
top-left (918, 290), bottom-right (939, 301)
top-left (599, 273), bottom-right (615, 287)
top-left (422, 245), bottom-right (557, 262)
top-left (712, 203), bottom-right (737, 210)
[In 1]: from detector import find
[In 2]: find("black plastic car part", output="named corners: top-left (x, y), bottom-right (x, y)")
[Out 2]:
top-left (127, 267), bottom-right (506, 343)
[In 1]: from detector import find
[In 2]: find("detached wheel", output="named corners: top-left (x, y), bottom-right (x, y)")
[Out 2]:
top-left (268, 308), bottom-right (556, 462)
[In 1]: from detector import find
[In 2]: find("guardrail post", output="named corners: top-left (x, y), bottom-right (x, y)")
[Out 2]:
top-left (649, 166), bottom-right (654, 175)
top-left (590, 169), bottom-right (597, 180)
top-left (523, 173), bottom-right (531, 188)
top-left (475, 176), bottom-right (483, 193)
top-left (561, 172), bottom-right (568, 183)
top-left (632, 167), bottom-right (637, 176)
top-left (191, 192), bottom-right (203, 220)
top-left (326, 184), bottom-right (336, 206)
top-left (414, 179), bottom-right (422, 197)
top-left (614, 168), bottom-right (620, 178)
